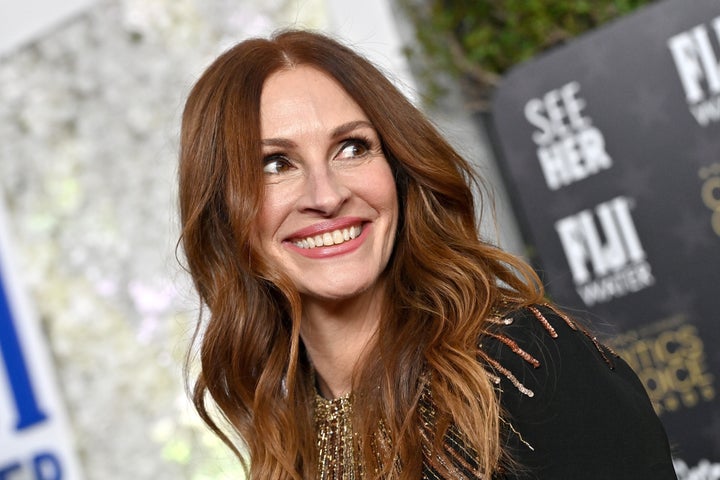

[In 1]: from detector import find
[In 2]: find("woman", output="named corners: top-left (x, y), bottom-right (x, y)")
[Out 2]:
top-left (178, 29), bottom-right (676, 479)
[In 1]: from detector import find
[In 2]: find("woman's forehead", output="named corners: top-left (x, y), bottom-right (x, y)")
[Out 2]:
top-left (259, 66), bottom-right (369, 141)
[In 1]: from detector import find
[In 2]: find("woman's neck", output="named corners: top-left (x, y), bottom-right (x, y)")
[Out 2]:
top-left (300, 284), bottom-right (384, 399)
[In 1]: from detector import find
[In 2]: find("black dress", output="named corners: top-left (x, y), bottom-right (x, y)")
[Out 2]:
top-left (480, 305), bottom-right (677, 480)
top-left (313, 304), bottom-right (678, 479)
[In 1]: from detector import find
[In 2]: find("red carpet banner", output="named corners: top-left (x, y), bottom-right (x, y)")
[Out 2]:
top-left (490, 0), bottom-right (720, 474)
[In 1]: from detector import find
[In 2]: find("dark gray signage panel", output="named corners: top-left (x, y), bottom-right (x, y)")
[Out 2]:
top-left (491, 0), bottom-right (720, 471)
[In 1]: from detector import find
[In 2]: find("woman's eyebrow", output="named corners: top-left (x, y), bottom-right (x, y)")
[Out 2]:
top-left (330, 120), bottom-right (375, 139)
top-left (261, 138), bottom-right (296, 148)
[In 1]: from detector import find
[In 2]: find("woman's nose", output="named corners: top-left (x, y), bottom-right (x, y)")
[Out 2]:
top-left (297, 166), bottom-right (350, 216)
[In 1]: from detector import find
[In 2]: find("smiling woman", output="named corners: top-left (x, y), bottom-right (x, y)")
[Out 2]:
top-left (177, 30), bottom-right (677, 480)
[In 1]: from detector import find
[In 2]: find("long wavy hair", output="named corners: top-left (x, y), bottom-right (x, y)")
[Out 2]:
top-left (179, 29), bottom-right (544, 479)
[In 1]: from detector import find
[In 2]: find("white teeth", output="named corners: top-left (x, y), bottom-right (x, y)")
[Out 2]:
top-left (293, 225), bottom-right (362, 249)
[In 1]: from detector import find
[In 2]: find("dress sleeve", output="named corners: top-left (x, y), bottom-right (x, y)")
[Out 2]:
top-left (482, 305), bottom-right (677, 480)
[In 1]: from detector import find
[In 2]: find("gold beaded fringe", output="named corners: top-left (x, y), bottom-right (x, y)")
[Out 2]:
top-left (314, 393), bottom-right (358, 480)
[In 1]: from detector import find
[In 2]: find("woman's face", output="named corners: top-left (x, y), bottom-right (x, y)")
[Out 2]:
top-left (257, 65), bottom-right (398, 304)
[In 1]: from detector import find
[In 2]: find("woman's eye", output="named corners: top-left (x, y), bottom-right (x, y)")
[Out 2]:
top-left (337, 139), bottom-right (370, 159)
top-left (263, 156), bottom-right (292, 175)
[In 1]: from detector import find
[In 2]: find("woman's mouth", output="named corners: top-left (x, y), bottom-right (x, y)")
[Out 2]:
top-left (292, 224), bottom-right (363, 249)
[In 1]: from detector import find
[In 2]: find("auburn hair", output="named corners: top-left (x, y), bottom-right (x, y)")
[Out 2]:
top-left (178, 29), bottom-right (544, 479)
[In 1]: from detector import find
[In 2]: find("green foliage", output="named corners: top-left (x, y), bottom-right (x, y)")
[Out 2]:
top-left (400, 0), bottom-right (657, 108)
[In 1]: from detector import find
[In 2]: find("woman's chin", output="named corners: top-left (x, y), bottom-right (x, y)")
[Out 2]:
top-left (298, 281), bottom-right (378, 306)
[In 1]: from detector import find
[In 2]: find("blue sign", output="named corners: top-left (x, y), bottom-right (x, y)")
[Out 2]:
top-left (0, 204), bottom-right (83, 478)
top-left (0, 266), bottom-right (48, 431)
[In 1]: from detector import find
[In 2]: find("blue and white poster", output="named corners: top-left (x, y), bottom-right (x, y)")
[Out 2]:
top-left (0, 201), bottom-right (83, 479)
top-left (491, 0), bottom-right (720, 475)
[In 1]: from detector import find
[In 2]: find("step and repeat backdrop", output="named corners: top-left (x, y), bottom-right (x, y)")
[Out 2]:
top-left (491, 0), bottom-right (719, 472)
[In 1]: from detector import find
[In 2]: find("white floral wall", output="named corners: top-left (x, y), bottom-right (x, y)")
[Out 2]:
top-left (0, 0), bottom-right (325, 478)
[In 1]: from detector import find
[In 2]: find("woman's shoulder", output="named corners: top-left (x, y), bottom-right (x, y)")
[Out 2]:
top-left (479, 304), bottom-right (616, 399)
top-left (479, 303), bottom-right (677, 479)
